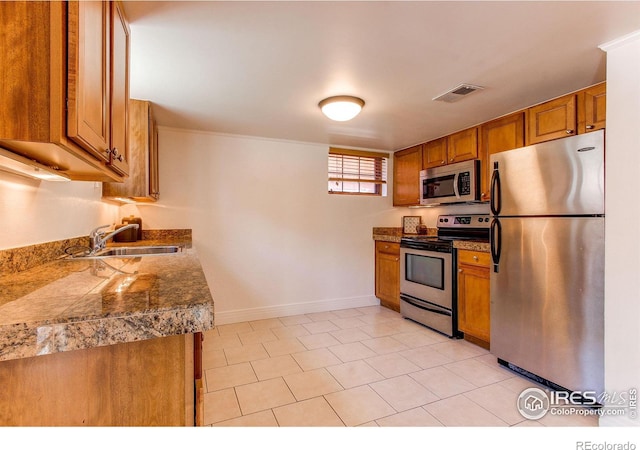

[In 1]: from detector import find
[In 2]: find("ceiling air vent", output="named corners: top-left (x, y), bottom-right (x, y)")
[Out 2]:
top-left (433, 84), bottom-right (484, 103)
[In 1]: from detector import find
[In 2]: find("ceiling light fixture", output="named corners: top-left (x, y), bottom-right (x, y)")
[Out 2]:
top-left (0, 147), bottom-right (70, 182)
top-left (318, 95), bottom-right (365, 121)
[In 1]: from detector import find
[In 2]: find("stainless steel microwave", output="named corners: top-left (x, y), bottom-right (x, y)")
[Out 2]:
top-left (420, 159), bottom-right (481, 206)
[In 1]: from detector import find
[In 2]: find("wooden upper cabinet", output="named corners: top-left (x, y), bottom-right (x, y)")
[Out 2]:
top-left (0, 1), bottom-right (129, 182)
top-left (478, 112), bottom-right (524, 201)
top-left (68, 0), bottom-right (130, 175)
top-left (526, 93), bottom-right (577, 145)
top-left (447, 127), bottom-right (478, 164)
top-left (67, 1), bottom-right (111, 163)
top-left (103, 99), bottom-right (159, 202)
top-left (422, 137), bottom-right (448, 169)
top-left (578, 82), bottom-right (606, 134)
top-left (108, 1), bottom-right (131, 176)
top-left (149, 113), bottom-right (160, 200)
top-left (393, 145), bottom-right (422, 206)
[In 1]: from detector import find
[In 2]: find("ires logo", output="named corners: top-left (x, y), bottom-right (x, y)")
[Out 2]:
top-left (517, 388), bottom-right (551, 420)
top-left (517, 387), bottom-right (637, 420)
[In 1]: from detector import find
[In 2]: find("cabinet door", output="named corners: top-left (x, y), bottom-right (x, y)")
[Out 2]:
top-left (578, 83), bottom-right (606, 134)
top-left (107, 1), bottom-right (130, 176)
top-left (375, 242), bottom-right (400, 312)
top-left (478, 112), bottom-right (524, 201)
top-left (422, 137), bottom-right (448, 169)
top-left (102, 99), bottom-right (159, 201)
top-left (526, 93), bottom-right (577, 145)
top-left (393, 145), bottom-right (422, 206)
top-left (457, 250), bottom-right (490, 346)
top-left (149, 112), bottom-right (160, 200)
top-left (447, 127), bottom-right (478, 164)
top-left (67, 1), bottom-right (111, 163)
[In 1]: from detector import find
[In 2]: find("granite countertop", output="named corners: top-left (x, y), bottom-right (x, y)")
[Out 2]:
top-left (453, 240), bottom-right (490, 253)
top-left (0, 232), bottom-right (214, 362)
top-left (372, 227), bottom-right (490, 252)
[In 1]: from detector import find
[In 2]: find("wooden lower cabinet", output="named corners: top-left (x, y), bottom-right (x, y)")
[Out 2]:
top-left (0, 333), bottom-right (199, 426)
top-left (375, 241), bottom-right (400, 312)
top-left (457, 249), bottom-right (490, 349)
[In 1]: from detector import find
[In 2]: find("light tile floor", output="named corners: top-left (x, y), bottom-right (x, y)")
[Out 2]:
top-left (202, 305), bottom-right (599, 427)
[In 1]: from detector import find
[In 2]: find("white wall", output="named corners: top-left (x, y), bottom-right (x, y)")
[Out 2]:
top-left (125, 128), bottom-right (413, 323)
top-left (0, 171), bottom-right (118, 250)
top-left (600, 30), bottom-right (640, 427)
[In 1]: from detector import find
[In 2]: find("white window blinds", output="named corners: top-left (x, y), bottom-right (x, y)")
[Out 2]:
top-left (328, 148), bottom-right (388, 196)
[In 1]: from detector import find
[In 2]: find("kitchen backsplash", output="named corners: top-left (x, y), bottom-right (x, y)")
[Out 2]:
top-left (0, 229), bottom-right (193, 276)
top-left (401, 202), bottom-right (490, 228)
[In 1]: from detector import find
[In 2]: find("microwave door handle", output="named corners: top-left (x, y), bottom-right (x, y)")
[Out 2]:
top-left (453, 172), bottom-right (460, 198)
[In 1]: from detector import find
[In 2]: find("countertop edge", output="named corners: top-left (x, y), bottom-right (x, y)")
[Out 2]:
top-left (0, 303), bottom-right (214, 362)
top-left (0, 231), bottom-right (214, 362)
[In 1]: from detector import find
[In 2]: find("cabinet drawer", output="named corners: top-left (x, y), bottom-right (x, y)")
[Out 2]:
top-left (376, 241), bottom-right (400, 255)
top-left (458, 249), bottom-right (490, 267)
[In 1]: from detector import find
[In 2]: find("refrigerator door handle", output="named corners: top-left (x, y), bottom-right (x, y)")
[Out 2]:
top-left (490, 218), bottom-right (502, 273)
top-left (490, 161), bottom-right (501, 215)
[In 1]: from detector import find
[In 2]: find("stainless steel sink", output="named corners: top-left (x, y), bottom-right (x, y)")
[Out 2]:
top-left (65, 245), bottom-right (183, 259)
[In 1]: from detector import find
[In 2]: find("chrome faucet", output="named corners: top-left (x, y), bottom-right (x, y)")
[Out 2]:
top-left (89, 223), bottom-right (139, 253)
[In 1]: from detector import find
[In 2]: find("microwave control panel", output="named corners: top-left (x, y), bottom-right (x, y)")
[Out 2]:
top-left (457, 171), bottom-right (471, 195)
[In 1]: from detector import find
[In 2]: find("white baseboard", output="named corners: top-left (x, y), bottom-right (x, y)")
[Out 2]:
top-left (213, 295), bottom-right (381, 325)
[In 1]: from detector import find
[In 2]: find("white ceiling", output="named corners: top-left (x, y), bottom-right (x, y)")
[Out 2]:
top-left (124, 1), bottom-right (640, 152)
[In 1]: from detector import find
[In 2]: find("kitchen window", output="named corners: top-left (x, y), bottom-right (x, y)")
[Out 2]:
top-left (328, 148), bottom-right (388, 196)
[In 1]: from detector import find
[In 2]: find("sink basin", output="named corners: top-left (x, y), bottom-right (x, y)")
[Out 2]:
top-left (65, 245), bottom-right (183, 259)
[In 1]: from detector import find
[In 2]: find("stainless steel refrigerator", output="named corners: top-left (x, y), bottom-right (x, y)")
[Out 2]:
top-left (489, 130), bottom-right (604, 395)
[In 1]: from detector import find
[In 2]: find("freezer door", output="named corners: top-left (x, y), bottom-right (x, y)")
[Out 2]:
top-left (490, 130), bottom-right (604, 216)
top-left (490, 217), bottom-right (604, 394)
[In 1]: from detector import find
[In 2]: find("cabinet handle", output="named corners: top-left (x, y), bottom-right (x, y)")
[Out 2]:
top-left (586, 125), bottom-right (594, 130)
top-left (458, 269), bottom-right (463, 273)
top-left (395, 258), bottom-right (399, 262)
top-left (441, 160), bottom-right (445, 164)
top-left (473, 255), bottom-right (479, 261)
top-left (566, 130), bottom-right (574, 134)
top-left (449, 158), bottom-right (454, 162)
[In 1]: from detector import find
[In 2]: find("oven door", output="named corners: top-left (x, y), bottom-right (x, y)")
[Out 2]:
top-left (400, 247), bottom-right (452, 309)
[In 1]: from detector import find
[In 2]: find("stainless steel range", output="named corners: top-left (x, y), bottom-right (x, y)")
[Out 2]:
top-left (400, 214), bottom-right (490, 337)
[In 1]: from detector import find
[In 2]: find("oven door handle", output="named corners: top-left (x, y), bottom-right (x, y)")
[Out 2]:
top-left (400, 295), bottom-right (451, 317)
